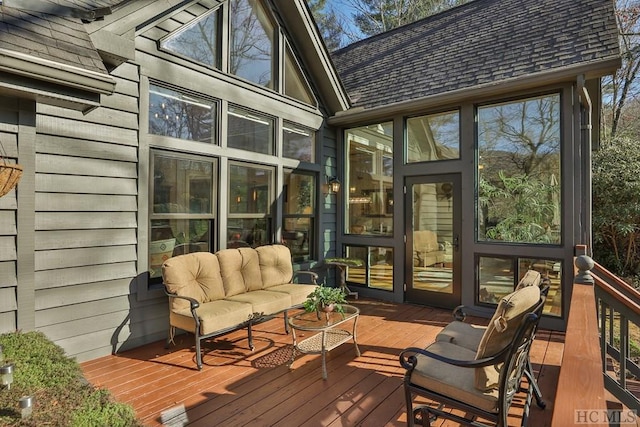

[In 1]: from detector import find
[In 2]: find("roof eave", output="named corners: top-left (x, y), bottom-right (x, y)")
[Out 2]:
top-left (329, 56), bottom-right (621, 126)
top-left (0, 47), bottom-right (116, 96)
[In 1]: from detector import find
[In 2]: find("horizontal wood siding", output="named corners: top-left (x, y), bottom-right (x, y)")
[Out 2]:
top-left (0, 107), bottom-right (19, 333)
top-left (32, 62), bottom-right (155, 361)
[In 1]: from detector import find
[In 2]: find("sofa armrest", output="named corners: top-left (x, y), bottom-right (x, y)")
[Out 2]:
top-left (164, 288), bottom-right (201, 310)
top-left (293, 270), bottom-right (318, 285)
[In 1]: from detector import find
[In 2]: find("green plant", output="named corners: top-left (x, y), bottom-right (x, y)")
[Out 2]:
top-left (0, 331), bottom-right (141, 427)
top-left (303, 285), bottom-right (347, 314)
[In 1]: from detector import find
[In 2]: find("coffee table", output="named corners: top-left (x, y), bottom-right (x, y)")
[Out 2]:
top-left (288, 304), bottom-right (360, 379)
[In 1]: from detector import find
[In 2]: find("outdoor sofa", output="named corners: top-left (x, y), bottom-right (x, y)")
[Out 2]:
top-left (162, 244), bottom-right (318, 370)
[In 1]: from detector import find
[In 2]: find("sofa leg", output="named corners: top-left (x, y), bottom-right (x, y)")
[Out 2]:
top-left (195, 334), bottom-right (203, 371)
top-left (166, 326), bottom-right (176, 349)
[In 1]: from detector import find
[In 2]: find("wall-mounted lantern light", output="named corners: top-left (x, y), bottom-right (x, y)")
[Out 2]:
top-left (327, 176), bottom-right (341, 194)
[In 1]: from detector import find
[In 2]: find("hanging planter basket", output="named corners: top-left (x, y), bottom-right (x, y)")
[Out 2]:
top-left (0, 146), bottom-right (23, 197)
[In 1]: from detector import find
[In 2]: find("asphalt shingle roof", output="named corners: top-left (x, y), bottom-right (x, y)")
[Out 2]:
top-left (331, 0), bottom-right (620, 110)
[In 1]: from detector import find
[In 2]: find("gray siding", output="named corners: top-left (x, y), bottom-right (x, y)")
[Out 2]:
top-left (0, 105), bottom-right (20, 333)
top-left (32, 62), bottom-right (162, 361)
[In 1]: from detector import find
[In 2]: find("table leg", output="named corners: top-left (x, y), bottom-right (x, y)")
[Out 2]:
top-left (321, 330), bottom-right (327, 380)
top-left (353, 315), bottom-right (361, 357)
top-left (337, 265), bottom-right (358, 299)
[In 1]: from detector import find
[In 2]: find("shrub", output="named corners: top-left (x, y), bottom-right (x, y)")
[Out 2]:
top-left (0, 331), bottom-right (141, 427)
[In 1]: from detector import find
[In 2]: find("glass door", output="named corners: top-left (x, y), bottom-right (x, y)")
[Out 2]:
top-left (405, 175), bottom-right (460, 309)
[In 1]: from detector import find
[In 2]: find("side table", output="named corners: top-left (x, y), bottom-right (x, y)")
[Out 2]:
top-left (324, 258), bottom-right (363, 299)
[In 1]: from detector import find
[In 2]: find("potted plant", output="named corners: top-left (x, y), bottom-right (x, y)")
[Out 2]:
top-left (303, 285), bottom-right (348, 316)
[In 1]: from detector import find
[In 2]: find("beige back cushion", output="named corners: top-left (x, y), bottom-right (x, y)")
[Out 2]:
top-left (256, 244), bottom-right (294, 288)
top-left (474, 285), bottom-right (540, 391)
top-left (515, 269), bottom-right (541, 290)
top-left (162, 252), bottom-right (225, 311)
top-left (238, 247), bottom-right (264, 291)
top-left (217, 249), bottom-right (249, 296)
top-left (414, 230), bottom-right (438, 251)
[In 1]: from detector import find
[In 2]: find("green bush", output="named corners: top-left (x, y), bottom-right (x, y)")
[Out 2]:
top-left (0, 331), bottom-right (141, 427)
top-left (593, 136), bottom-right (640, 282)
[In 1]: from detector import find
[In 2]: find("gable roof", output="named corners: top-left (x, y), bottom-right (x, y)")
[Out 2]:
top-left (331, 0), bottom-right (620, 120)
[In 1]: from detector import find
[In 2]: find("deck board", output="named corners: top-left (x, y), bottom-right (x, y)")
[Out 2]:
top-left (81, 299), bottom-right (561, 426)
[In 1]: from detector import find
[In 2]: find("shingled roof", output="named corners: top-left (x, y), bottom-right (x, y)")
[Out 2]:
top-left (331, 0), bottom-right (620, 110)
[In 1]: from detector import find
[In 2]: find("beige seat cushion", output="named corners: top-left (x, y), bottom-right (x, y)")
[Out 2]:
top-left (267, 283), bottom-right (318, 306)
top-left (410, 341), bottom-right (499, 413)
top-left (170, 299), bottom-right (254, 336)
top-left (162, 252), bottom-right (225, 311)
top-left (256, 244), bottom-right (294, 289)
top-left (475, 285), bottom-right (540, 391)
top-left (225, 290), bottom-right (292, 315)
top-left (436, 321), bottom-right (486, 351)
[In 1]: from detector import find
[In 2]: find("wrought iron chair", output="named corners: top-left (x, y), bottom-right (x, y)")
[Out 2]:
top-left (399, 285), bottom-right (546, 426)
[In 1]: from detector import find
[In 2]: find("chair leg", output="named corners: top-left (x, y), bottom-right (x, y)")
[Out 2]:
top-left (525, 360), bottom-right (546, 408)
top-left (165, 325), bottom-right (176, 349)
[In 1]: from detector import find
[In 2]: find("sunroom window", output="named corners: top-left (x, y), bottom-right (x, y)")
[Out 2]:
top-left (477, 94), bottom-right (561, 244)
top-left (283, 122), bottom-right (315, 162)
top-left (284, 44), bottom-right (315, 104)
top-left (229, 0), bottom-right (275, 89)
top-left (406, 110), bottom-right (460, 162)
top-left (345, 122), bottom-right (394, 236)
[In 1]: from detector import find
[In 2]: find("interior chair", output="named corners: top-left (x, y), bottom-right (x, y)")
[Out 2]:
top-left (435, 270), bottom-right (550, 411)
top-left (399, 283), bottom-right (546, 427)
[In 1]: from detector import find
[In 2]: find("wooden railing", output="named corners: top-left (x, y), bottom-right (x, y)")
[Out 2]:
top-left (591, 261), bottom-right (640, 411)
top-left (553, 246), bottom-right (639, 426)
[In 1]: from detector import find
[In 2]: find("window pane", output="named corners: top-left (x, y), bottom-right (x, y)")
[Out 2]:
top-left (152, 154), bottom-right (213, 214)
top-left (149, 219), bottom-right (211, 278)
top-left (407, 110), bottom-right (460, 162)
top-left (149, 85), bottom-right (216, 143)
top-left (346, 122), bottom-right (393, 236)
top-left (229, 163), bottom-right (272, 215)
top-left (284, 45), bottom-right (314, 104)
top-left (478, 256), bottom-right (514, 304)
top-left (229, 0), bottom-right (274, 88)
top-left (228, 106), bottom-right (273, 154)
top-left (160, 8), bottom-right (220, 68)
top-left (283, 122), bottom-right (315, 162)
top-left (343, 246), bottom-right (393, 291)
top-left (228, 218), bottom-right (269, 248)
top-left (520, 258), bottom-right (562, 317)
top-left (477, 94), bottom-right (561, 244)
top-left (283, 171), bottom-right (315, 261)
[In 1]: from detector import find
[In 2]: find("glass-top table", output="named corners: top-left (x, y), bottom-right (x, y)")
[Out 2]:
top-left (288, 304), bottom-right (360, 380)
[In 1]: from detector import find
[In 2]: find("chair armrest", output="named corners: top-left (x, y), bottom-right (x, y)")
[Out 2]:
top-left (399, 345), bottom-right (508, 371)
top-left (451, 304), bottom-right (489, 321)
top-left (293, 270), bottom-right (318, 285)
top-left (164, 287), bottom-right (200, 310)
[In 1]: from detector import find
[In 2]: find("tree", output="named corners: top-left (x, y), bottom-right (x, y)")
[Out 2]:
top-left (593, 136), bottom-right (640, 281)
top-left (307, 0), bottom-right (349, 51)
top-left (602, 0), bottom-right (640, 138)
top-left (348, 0), bottom-right (468, 36)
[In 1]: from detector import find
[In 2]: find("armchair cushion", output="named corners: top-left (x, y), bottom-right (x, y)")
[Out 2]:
top-left (515, 269), bottom-right (542, 290)
top-left (410, 341), bottom-right (500, 413)
top-left (162, 252), bottom-right (225, 311)
top-left (475, 285), bottom-right (540, 390)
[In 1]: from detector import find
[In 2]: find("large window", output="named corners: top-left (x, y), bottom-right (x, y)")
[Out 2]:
top-left (229, 0), bottom-right (275, 89)
top-left (228, 162), bottom-right (273, 248)
top-left (343, 245), bottom-right (394, 291)
top-left (227, 105), bottom-right (274, 155)
top-left (345, 122), bottom-right (394, 236)
top-left (149, 153), bottom-right (216, 279)
top-left (149, 84), bottom-right (217, 143)
top-left (407, 110), bottom-right (460, 162)
top-left (477, 94), bottom-right (561, 244)
top-left (284, 44), bottom-right (315, 104)
top-left (282, 171), bottom-right (315, 261)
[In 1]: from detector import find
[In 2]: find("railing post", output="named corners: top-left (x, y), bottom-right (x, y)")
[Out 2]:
top-left (575, 245), bottom-right (594, 285)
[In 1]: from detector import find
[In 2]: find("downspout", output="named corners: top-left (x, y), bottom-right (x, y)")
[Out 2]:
top-left (577, 74), bottom-right (593, 256)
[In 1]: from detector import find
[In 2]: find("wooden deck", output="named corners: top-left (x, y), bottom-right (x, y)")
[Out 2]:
top-left (80, 299), bottom-right (565, 426)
